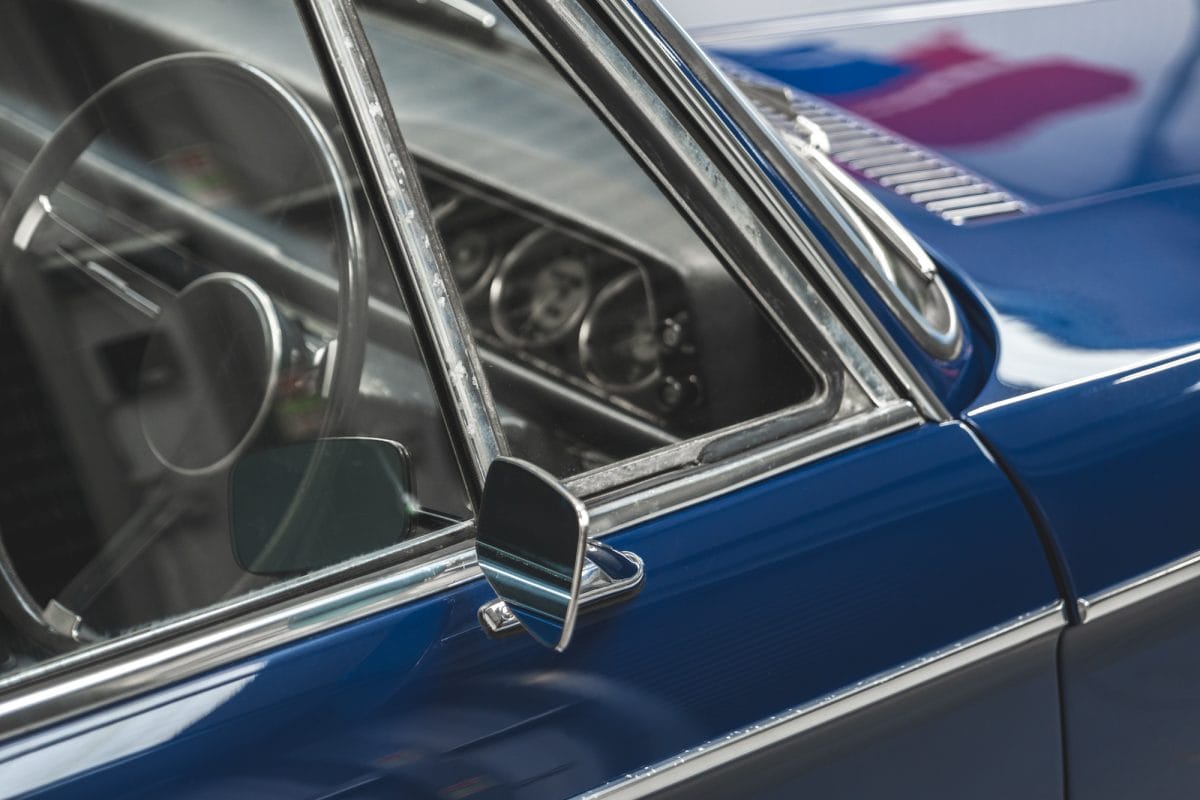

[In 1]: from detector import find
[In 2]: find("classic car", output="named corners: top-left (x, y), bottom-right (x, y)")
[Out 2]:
top-left (0, 0), bottom-right (1195, 796)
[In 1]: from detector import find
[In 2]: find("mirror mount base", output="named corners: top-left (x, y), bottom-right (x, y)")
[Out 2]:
top-left (478, 541), bottom-right (644, 639)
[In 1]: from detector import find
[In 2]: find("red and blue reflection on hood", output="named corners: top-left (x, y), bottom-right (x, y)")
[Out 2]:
top-left (711, 0), bottom-right (1200, 401)
top-left (751, 31), bottom-right (1135, 149)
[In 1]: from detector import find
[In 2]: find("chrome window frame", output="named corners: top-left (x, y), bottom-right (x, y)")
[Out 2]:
top-left (0, 0), bottom-right (946, 741)
top-left (613, 0), bottom-right (951, 421)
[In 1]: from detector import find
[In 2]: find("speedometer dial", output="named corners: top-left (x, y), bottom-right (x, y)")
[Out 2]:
top-left (491, 231), bottom-right (592, 347)
top-left (579, 271), bottom-right (661, 393)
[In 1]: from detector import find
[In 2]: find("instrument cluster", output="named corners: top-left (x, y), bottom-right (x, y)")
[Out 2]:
top-left (425, 171), bottom-right (705, 430)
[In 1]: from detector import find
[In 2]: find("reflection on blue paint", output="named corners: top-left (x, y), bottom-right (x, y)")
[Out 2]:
top-left (719, 41), bottom-right (911, 95)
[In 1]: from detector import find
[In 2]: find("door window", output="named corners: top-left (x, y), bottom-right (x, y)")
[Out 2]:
top-left (0, 0), bottom-right (843, 683)
top-left (355, 0), bottom-right (832, 479)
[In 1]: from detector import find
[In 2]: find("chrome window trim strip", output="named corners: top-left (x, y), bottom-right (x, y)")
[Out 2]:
top-left (0, 402), bottom-right (919, 742)
top-left (0, 543), bottom-right (479, 743)
top-left (562, 384), bottom-right (848, 501)
top-left (1079, 548), bottom-right (1200, 624)
top-left (584, 400), bottom-right (917, 536)
top-left (575, 600), bottom-right (1067, 799)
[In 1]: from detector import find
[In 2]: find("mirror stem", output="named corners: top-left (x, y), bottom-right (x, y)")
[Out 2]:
top-left (478, 540), bottom-right (644, 639)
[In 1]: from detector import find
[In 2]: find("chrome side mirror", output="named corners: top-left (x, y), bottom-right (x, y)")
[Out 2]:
top-left (475, 457), bottom-right (643, 651)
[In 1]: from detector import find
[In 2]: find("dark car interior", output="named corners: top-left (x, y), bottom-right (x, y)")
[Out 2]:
top-left (0, 0), bottom-right (824, 667)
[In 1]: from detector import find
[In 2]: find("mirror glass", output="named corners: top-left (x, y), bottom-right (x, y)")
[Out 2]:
top-left (230, 438), bottom-right (415, 574)
top-left (475, 457), bottom-right (588, 651)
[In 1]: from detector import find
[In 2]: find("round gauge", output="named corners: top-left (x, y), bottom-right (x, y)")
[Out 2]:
top-left (491, 231), bottom-right (592, 347)
top-left (579, 271), bottom-right (661, 393)
top-left (433, 198), bottom-right (502, 298)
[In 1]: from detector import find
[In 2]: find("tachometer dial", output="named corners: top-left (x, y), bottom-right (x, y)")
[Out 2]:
top-left (491, 231), bottom-right (592, 347)
top-left (579, 271), bottom-right (661, 393)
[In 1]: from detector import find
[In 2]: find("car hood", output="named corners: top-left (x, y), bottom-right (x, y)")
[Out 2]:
top-left (709, 0), bottom-right (1200, 405)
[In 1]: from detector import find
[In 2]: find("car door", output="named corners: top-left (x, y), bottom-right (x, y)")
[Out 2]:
top-left (969, 350), bottom-right (1200, 800)
top-left (0, 1), bottom-right (1066, 798)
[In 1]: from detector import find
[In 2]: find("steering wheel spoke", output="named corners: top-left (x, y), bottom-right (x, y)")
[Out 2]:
top-left (15, 193), bottom-right (179, 318)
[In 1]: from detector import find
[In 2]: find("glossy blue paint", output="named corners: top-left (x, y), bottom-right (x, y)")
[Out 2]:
top-left (710, 0), bottom-right (1200, 601)
top-left (967, 348), bottom-right (1200, 599)
top-left (710, 0), bottom-right (1200, 414)
top-left (0, 422), bottom-right (1060, 797)
top-left (711, 0), bottom-right (1200, 209)
top-left (770, 0), bottom-right (1200, 602)
top-left (650, 634), bottom-right (1063, 800)
top-left (702, 8), bottom-right (1200, 795)
top-left (873, 180), bottom-right (1200, 408)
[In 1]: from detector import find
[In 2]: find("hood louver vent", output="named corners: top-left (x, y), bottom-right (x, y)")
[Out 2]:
top-left (737, 76), bottom-right (1028, 225)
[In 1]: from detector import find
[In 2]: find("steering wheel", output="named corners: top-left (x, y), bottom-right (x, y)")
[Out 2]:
top-left (0, 53), bottom-right (367, 653)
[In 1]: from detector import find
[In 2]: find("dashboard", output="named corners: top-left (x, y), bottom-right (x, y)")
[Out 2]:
top-left (426, 166), bottom-right (710, 432)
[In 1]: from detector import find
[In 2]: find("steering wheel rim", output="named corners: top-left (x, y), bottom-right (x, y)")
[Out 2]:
top-left (0, 52), bottom-right (368, 653)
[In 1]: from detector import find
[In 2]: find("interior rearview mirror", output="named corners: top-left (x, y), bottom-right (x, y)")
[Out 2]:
top-left (230, 437), bottom-right (415, 574)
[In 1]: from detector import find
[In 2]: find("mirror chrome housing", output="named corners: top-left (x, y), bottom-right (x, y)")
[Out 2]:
top-left (475, 457), bottom-right (644, 651)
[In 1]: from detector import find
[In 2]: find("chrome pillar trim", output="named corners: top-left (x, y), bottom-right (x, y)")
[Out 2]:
top-left (793, 146), bottom-right (962, 358)
top-left (499, 0), bottom-right (875, 415)
top-left (603, 0), bottom-right (952, 421)
top-left (296, 0), bottom-right (507, 506)
top-left (575, 600), bottom-right (1067, 799)
top-left (0, 402), bottom-right (917, 742)
top-left (564, 370), bottom-right (850, 502)
top-left (1080, 548), bottom-right (1200, 624)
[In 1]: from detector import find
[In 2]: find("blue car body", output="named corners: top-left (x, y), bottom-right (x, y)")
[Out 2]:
top-left (1, 1), bottom-right (1198, 797)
